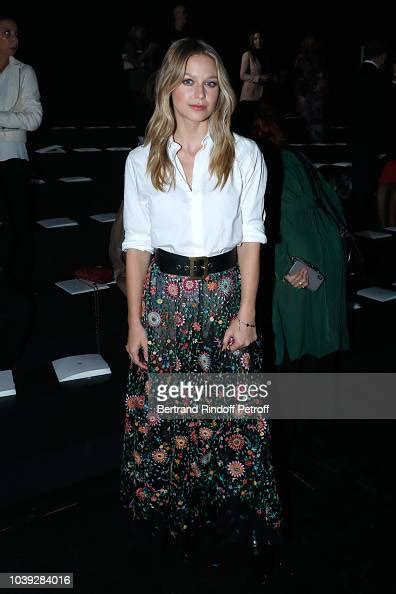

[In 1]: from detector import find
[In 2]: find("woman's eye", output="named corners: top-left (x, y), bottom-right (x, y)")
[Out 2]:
top-left (182, 79), bottom-right (193, 85)
top-left (206, 81), bottom-right (218, 88)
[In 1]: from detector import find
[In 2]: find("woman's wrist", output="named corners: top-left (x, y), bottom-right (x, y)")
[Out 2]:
top-left (236, 308), bottom-right (256, 327)
top-left (236, 315), bottom-right (256, 328)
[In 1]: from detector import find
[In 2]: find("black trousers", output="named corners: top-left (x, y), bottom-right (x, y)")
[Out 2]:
top-left (0, 158), bottom-right (33, 291)
top-left (351, 151), bottom-right (382, 231)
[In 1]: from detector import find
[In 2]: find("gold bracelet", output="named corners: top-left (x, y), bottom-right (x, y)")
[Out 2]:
top-left (237, 315), bottom-right (256, 328)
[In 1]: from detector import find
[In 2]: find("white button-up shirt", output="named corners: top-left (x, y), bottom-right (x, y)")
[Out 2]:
top-left (122, 133), bottom-right (266, 256)
top-left (0, 57), bottom-right (42, 161)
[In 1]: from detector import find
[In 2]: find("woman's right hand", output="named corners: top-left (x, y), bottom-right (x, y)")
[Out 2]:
top-left (284, 267), bottom-right (309, 289)
top-left (125, 320), bottom-right (148, 370)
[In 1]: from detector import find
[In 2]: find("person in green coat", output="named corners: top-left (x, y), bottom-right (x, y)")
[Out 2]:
top-left (234, 101), bottom-right (349, 369)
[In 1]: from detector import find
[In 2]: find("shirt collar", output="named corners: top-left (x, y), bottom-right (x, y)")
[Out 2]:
top-left (167, 133), bottom-right (212, 160)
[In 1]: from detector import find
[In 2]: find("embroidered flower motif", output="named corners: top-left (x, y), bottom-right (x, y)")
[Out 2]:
top-left (192, 321), bottom-right (201, 332)
top-left (227, 461), bottom-right (245, 478)
top-left (152, 449), bottom-right (167, 463)
top-left (198, 352), bottom-right (211, 371)
top-left (147, 411), bottom-right (161, 426)
top-left (174, 311), bottom-right (185, 327)
top-left (124, 417), bottom-right (132, 433)
top-left (126, 396), bottom-right (135, 410)
top-left (174, 357), bottom-right (182, 371)
top-left (135, 487), bottom-right (145, 500)
top-left (207, 280), bottom-right (218, 291)
top-left (165, 281), bottom-right (179, 299)
top-left (138, 424), bottom-right (149, 434)
top-left (147, 311), bottom-right (161, 328)
top-left (182, 278), bottom-right (198, 293)
top-left (191, 462), bottom-right (201, 477)
top-left (226, 433), bottom-right (245, 451)
top-left (218, 275), bottom-right (234, 296)
top-left (133, 451), bottom-right (142, 465)
top-left (199, 426), bottom-right (213, 440)
top-left (135, 396), bottom-right (145, 409)
top-left (256, 419), bottom-right (267, 432)
top-left (126, 395), bottom-right (144, 410)
top-left (175, 435), bottom-right (188, 449)
top-left (240, 352), bottom-right (251, 370)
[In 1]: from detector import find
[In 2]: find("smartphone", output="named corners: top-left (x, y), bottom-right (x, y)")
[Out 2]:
top-left (286, 257), bottom-right (325, 291)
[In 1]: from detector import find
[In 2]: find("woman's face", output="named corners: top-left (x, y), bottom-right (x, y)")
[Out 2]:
top-left (0, 19), bottom-right (19, 59)
top-left (252, 33), bottom-right (262, 49)
top-left (171, 54), bottom-right (220, 126)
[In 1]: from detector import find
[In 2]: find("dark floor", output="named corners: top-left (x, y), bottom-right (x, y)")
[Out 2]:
top-left (0, 121), bottom-right (395, 592)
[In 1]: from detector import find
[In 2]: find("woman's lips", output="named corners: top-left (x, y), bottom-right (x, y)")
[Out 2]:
top-left (190, 104), bottom-right (206, 110)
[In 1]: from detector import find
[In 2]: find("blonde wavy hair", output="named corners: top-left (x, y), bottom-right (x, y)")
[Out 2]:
top-left (144, 38), bottom-right (236, 191)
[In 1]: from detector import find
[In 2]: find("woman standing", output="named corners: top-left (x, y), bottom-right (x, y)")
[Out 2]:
top-left (0, 15), bottom-right (42, 293)
top-left (120, 38), bottom-right (282, 549)
top-left (240, 31), bottom-right (271, 103)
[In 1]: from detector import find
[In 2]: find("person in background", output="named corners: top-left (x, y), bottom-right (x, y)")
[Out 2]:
top-left (124, 24), bottom-right (159, 132)
top-left (376, 53), bottom-right (396, 228)
top-left (234, 101), bottom-right (349, 371)
top-left (294, 33), bottom-right (327, 142)
top-left (0, 15), bottom-right (42, 294)
top-left (348, 40), bottom-right (388, 230)
top-left (240, 31), bottom-right (272, 103)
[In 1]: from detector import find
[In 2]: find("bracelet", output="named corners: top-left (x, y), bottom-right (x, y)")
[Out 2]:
top-left (237, 315), bottom-right (256, 328)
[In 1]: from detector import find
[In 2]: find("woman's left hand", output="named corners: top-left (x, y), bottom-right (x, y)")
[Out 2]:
top-left (222, 316), bottom-right (257, 353)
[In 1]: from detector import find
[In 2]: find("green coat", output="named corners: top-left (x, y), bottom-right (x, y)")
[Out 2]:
top-left (272, 150), bottom-right (349, 364)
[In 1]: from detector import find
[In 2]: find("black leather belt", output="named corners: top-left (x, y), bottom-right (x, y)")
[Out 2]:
top-left (155, 248), bottom-right (237, 279)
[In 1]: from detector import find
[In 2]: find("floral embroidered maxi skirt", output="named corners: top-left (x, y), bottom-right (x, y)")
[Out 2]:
top-left (120, 262), bottom-right (282, 537)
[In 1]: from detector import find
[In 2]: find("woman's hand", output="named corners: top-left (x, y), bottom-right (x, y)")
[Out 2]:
top-left (222, 316), bottom-right (257, 353)
top-left (126, 320), bottom-right (148, 370)
top-left (284, 267), bottom-right (309, 289)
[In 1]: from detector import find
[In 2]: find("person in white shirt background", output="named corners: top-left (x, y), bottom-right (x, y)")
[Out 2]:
top-left (120, 38), bottom-right (282, 572)
top-left (0, 15), bottom-right (42, 293)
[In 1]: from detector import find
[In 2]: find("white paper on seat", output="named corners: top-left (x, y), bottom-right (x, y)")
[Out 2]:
top-left (37, 218), bottom-right (79, 229)
top-left (354, 230), bottom-right (392, 239)
top-left (52, 354), bottom-right (111, 382)
top-left (117, 124), bottom-right (136, 129)
top-left (84, 125), bottom-right (111, 129)
top-left (384, 227), bottom-right (396, 232)
top-left (89, 213), bottom-right (116, 223)
top-left (35, 145), bottom-right (66, 154)
top-left (30, 178), bottom-right (46, 185)
top-left (58, 176), bottom-right (93, 183)
top-left (0, 370), bottom-right (16, 398)
top-left (288, 143), bottom-right (306, 147)
top-left (105, 147), bottom-right (132, 151)
top-left (51, 125), bottom-right (77, 130)
top-left (73, 147), bottom-right (102, 152)
top-left (331, 162), bottom-right (352, 167)
top-left (356, 287), bottom-right (396, 302)
top-left (313, 163), bottom-right (327, 168)
top-left (55, 279), bottom-right (110, 294)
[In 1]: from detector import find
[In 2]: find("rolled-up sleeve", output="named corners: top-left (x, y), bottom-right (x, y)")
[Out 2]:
top-left (0, 66), bottom-right (42, 131)
top-left (122, 153), bottom-right (154, 253)
top-left (240, 141), bottom-right (267, 244)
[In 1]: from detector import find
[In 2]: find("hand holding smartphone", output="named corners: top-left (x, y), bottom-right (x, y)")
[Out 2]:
top-left (285, 257), bottom-right (325, 291)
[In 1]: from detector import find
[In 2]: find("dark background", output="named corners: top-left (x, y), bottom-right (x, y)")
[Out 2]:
top-left (10, 3), bottom-right (396, 126)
